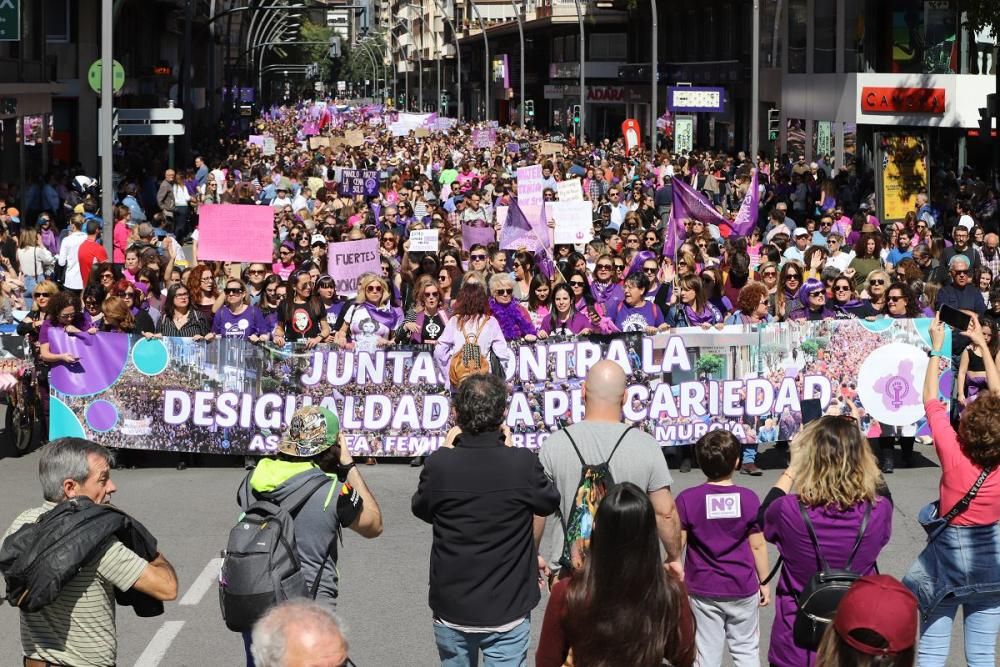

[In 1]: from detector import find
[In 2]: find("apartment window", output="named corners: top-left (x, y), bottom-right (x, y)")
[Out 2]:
top-left (814, 0), bottom-right (835, 72)
top-left (553, 36), bottom-right (564, 62)
top-left (46, 0), bottom-right (71, 43)
top-left (787, 0), bottom-right (807, 73)
top-left (843, 0), bottom-right (862, 72)
top-left (589, 33), bottom-right (625, 61)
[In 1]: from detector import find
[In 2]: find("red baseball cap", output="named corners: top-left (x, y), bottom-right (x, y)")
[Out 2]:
top-left (833, 575), bottom-right (918, 656)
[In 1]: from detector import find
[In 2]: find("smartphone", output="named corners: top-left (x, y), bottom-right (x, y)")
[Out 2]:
top-left (801, 398), bottom-right (823, 425)
top-left (939, 304), bottom-right (971, 332)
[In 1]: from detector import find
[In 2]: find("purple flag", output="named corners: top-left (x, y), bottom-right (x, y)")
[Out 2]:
top-left (500, 201), bottom-right (541, 252)
top-left (730, 168), bottom-right (760, 237)
top-left (462, 223), bottom-right (496, 251)
top-left (663, 177), bottom-right (729, 258)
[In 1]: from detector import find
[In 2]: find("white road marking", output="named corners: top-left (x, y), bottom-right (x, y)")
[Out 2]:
top-left (179, 557), bottom-right (223, 606)
top-left (134, 620), bottom-right (185, 667)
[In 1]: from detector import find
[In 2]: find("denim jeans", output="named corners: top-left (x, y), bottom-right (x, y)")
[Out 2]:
top-left (918, 593), bottom-right (1000, 667)
top-left (741, 444), bottom-right (757, 465)
top-left (22, 274), bottom-right (37, 311)
top-left (433, 617), bottom-right (530, 667)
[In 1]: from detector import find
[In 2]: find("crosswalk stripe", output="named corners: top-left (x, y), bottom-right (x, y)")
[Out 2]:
top-left (179, 557), bottom-right (223, 606)
top-left (134, 620), bottom-right (185, 667)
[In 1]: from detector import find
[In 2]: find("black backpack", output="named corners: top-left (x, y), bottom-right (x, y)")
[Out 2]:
top-left (219, 473), bottom-right (339, 632)
top-left (558, 426), bottom-right (633, 572)
top-left (793, 499), bottom-right (871, 650)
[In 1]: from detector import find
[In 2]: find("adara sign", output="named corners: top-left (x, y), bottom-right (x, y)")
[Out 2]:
top-left (861, 87), bottom-right (946, 114)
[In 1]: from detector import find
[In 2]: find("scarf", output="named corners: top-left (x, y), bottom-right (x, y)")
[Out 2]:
top-left (590, 280), bottom-right (621, 304)
top-left (361, 301), bottom-right (399, 330)
top-left (684, 304), bottom-right (718, 325)
top-left (490, 298), bottom-right (535, 340)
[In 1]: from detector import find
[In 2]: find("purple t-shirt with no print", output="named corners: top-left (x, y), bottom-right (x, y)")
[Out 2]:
top-left (676, 482), bottom-right (762, 599)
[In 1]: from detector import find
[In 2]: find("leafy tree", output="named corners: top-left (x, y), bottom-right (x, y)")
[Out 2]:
top-left (298, 19), bottom-right (336, 82)
top-left (695, 353), bottom-right (725, 379)
top-left (961, 0), bottom-right (1000, 38)
top-left (800, 339), bottom-right (819, 358)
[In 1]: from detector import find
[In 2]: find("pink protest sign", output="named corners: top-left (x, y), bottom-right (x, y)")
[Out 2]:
top-left (248, 135), bottom-right (265, 147)
top-left (197, 205), bottom-right (275, 263)
top-left (462, 223), bottom-right (496, 251)
top-left (327, 237), bottom-right (381, 297)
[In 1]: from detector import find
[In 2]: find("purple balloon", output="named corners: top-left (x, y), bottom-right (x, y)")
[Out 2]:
top-left (48, 330), bottom-right (130, 397)
top-left (86, 400), bottom-right (119, 432)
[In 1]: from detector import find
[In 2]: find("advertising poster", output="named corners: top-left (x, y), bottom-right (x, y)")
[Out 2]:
top-left (674, 116), bottom-right (694, 154)
top-left (48, 319), bottom-right (947, 458)
top-left (877, 133), bottom-right (929, 222)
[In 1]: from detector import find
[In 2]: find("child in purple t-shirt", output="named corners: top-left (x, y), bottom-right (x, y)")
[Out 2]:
top-left (676, 430), bottom-right (770, 667)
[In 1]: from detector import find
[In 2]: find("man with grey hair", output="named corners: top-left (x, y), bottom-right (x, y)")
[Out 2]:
top-left (935, 254), bottom-right (986, 360)
top-left (251, 600), bottom-right (350, 667)
top-left (2, 438), bottom-right (178, 667)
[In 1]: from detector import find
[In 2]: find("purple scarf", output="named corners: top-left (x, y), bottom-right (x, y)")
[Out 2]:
top-left (590, 280), bottom-right (623, 305)
top-left (490, 299), bottom-right (536, 340)
top-left (362, 302), bottom-right (400, 330)
top-left (684, 304), bottom-right (718, 325)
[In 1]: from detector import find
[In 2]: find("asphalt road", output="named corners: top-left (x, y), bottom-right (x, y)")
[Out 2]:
top-left (0, 443), bottom-right (979, 666)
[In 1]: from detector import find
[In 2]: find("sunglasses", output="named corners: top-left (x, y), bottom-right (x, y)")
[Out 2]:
top-left (424, 290), bottom-right (440, 297)
top-left (224, 287), bottom-right (244, 295)
top-left (626, 239), bottom-right (640, 244)
top-left (569, 280), bottom-right (586, 287)
top-left (471, 254), bottom-right (487, 261)
top-left (249, 269), bottom-right (266, 275)
top-left (785, 274), bottom-right (801, 281)
top-left (175, 292), bottom-right (190, 298)
top-left (596, 263), bottom-right (613, 270)
top-left (33, 292), bottom-right (52, 298)
top-left (643, 268), bottom-right (657, 275)
top-left (951, 269), bottom-right (971, 276)
top-left (614, 263), bottom-right (625, 270)
top-left (887, 294), bottom-right (906, 302)
top-left (869, 279), bottom-right (886, 286)
top-left (494, 288), bottom-right (513, 296)
top-left (808, 291), bottom-right (824, 298)
top-left (834, 285), bottom-right (852, 292)
top-left (366, 285), bottom-right (384, 293)
top-left (279, 250), bottom-right (293, 256)
top-left (762, 271), bottom-right (777, 277)
top-left (317, 282), bottom-right (335, 289)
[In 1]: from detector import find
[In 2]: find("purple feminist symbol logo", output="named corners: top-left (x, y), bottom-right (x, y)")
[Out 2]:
top-left (873, 360), bottom-right (919, 412)
top-left (364, 177), bottom-right (377, 195)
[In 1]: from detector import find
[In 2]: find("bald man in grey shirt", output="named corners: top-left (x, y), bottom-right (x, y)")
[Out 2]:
top-left (533, 360), bottom-right (682, 579)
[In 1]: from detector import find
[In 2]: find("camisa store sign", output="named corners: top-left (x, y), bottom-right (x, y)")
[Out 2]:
top-left (0, 0), bottom-right (20, 41)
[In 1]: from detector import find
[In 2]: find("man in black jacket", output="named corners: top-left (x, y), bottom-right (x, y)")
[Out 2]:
top-left (2, 438), bottom-right (178, 667)
top-left (413, 374), bottom-right (560, 666)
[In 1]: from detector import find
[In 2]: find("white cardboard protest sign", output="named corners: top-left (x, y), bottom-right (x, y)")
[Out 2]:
top-left (550, 200), bottom-right (594, 245)
top-left (408, 229), bottom-right (440, 252)
top-left (557, 179), bottom-right (583, 202)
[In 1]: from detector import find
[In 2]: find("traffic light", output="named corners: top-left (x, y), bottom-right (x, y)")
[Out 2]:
top-left (767, 108), bottom-right (780, 141)
top-left (572, 104), bottom-right (581, 125)
top-left (440, 93), bottom-right (448, 112)
top-left (979, 94), bottom-right (996, 137)
top-left (398, 93), bottom-right (406, 107)
top-left (525, 100), bottom-right (534, 119)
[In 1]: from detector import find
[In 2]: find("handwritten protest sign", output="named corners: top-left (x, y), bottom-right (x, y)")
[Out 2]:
top-left (262, 137), bottom-right (276, 156)
top-left (550, 200), bottom-right (594, 245)
top-left (327, 238), bottom-right (380, 297)
top-left (462, 223), bottom-right (495, 251)
top-left (557, 179), bottom-right (584, 202)
top-left (507, 142), bottom-right (520, 154)
top-left (414, 128), bottom-right (430, 138)
top-left (340, 169), bottom-right (380, 197)
top-left (540, 141), bottom-right (564, 155)
top-left (309, 136), bottom-right (330, 150)
top-left (196, 205), bottom-right (274, 263)
top-left (345, 129), bottom-right (365, 146)
top-left (408, 229), bottom-right (439, 252)
top-left (473, 128), bottom-right (495, 148)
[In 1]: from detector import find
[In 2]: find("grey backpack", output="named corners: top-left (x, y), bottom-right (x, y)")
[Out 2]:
top-left (219, 473), bottom-right (336, 632)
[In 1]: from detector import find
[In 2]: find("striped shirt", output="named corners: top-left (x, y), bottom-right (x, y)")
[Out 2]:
top-left (3, 502), bottom-right (148, 667)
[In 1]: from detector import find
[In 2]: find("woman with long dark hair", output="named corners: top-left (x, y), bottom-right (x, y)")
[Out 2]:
top-left (536, 482), bottom-right (695, 667)
top-left (538, 284), bottom-right (592, 338)
top-left (156, 283), bottom-right (212, 339)
top-left (511, 251), bottom-right (535, 303)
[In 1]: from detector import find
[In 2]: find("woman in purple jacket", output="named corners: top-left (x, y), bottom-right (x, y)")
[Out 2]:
top-left (758, 415), bottom-right (893, 667)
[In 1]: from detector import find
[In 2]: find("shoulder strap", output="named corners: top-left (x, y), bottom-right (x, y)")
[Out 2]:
top-left (940, 466), bottom-right (993, 525)
top-left (797, 498), bottom-right (830, 572)
top-left (844, 502), bottom-right (872, 571)
top-left (563, 427), bottom-right (586, 466)
top-left (606, 425), bottom-right (634, 466)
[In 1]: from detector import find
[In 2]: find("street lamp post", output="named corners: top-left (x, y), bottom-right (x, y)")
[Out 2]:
top-left (649, 0), bottom-right (657, 154)
top-left (431, 0), bottom-right (462, 121)
top-left (468, 0), bottom-right (490, 120)
top-left (572, 0), bottom-right (585, 142)
top-left (510, 0), bottom-right (525, 129)
top-left (750, 0), bottom-right (760, 163)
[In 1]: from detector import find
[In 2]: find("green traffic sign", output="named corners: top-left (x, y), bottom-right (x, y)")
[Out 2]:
top-left (0, 0), bottom-right (19, 41)
top-left (88, 59), bottom-right (125, 95)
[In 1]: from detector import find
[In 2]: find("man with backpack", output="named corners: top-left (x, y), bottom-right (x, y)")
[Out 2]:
top-left (412, 373), bottom-right (560, 665)
top-left (534, 360), bottom-right (682, 580)
top-left (223, 406), bottom-right (382, 665)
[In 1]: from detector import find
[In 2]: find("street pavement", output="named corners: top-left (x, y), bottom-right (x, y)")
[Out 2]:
top-left (0, 443), bottom-right (978, 666)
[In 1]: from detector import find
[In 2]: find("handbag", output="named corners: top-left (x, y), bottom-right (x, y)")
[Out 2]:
top-left (918, 466), bottom-right (993, 542)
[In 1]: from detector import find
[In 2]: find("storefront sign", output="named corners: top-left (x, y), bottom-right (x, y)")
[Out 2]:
top-left (586, 86), bottom-right (625, 103)
top-left (668, 86), bottom-right (725, 113)
top-left (860, 87), bottom-right (945, 114)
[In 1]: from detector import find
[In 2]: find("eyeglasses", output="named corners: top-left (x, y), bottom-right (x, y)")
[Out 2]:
top-left (471, 254), bottom-right (487, 261)
top-left (225, 287), bottom-right (245, 295)
top-left (58, 311), bottom-right (75, 320)
top-left (869, 279), bottom-right (886, 286)
top-left (201, 275), bottom-right (214, 282)
top-left (887, 294), bottom-right (906, 303)
top-left (249, 269), bottom-right (266, 275)
top-left (365, 285), bottom-right (384, 293)
top-left (494, 288), bottom-right (513, 296)
top-left (279, 250), bottom-right (293, 256)
top-left (101, 273), bottom-right (114, 280)
top-left (626, 238), bottom-right (640, 245)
